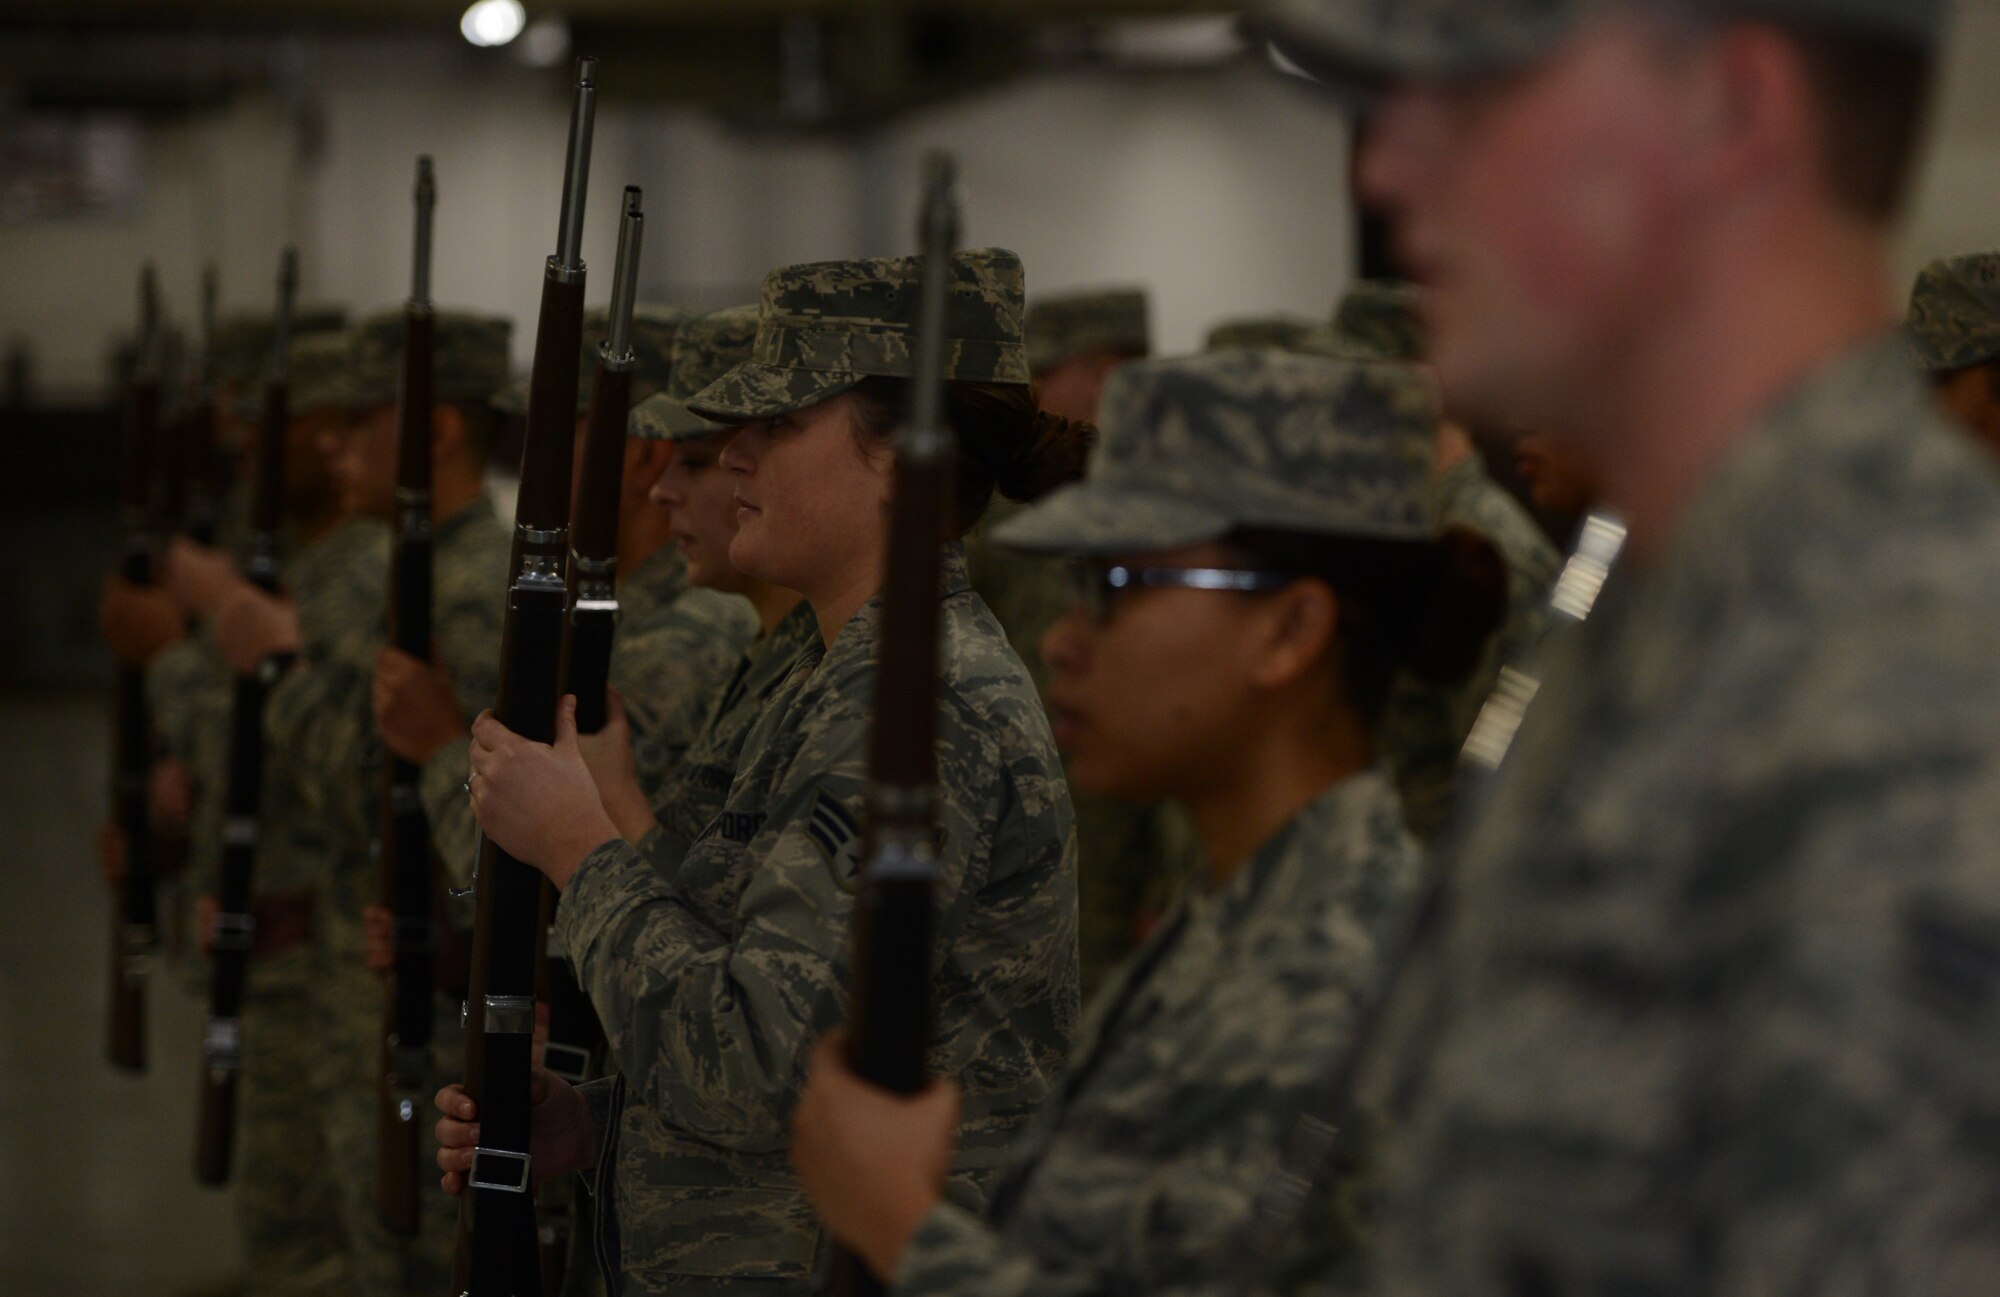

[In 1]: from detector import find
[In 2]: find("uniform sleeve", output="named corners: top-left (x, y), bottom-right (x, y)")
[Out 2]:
top-left (555, 682), bottom-right (1003, 1156)
top-left (419, 737), bottom-right (481, 891)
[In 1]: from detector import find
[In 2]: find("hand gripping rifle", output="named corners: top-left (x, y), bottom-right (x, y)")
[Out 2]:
top-left (454, 56), bottom-right (597, 1297)
top-left (107, 262), bottom-right (165, 1074)
top-left (375, 155), bottom-right (439, 1235)
top-left (828, 152), bottom-right (960, 1297)
top-left (195, 247), bottom-right (299, 1185)
top-left (533, 185), bottom-right (643, 1290)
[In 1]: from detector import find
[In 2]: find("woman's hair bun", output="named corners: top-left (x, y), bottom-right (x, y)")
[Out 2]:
top-left (993, 408), bottom-right (1095, 504)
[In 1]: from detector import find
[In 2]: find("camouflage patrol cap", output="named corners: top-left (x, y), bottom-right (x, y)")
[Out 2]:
top-left (1327, 279), bottom-right (1427, 362)
top-left (687, 249), bottom-right (1031, 423)
top-left (212, 307), bottom-right (349, 385)
top-left (228, 328), bottom-right (358, 420)
top-left (629, 305), bottom-right (759, 442)
top-left (350, 309), bottom-right (512, 410)
top-left (1257, 0), bottom-right (1948, 89)
top-left (1905, 252), bottom-right (2000, 373)
top-left (995, 349), bottom-right (1438, 555)
top-left (1204, 315), bottom-right (1322, 354)
top-left (1025, 287), bottom-right (1152, 373)
top-left (492, 304), bottom-right (684, 416)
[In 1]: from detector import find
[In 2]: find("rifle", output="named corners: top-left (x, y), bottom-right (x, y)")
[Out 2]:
top-left (107, 262), bottom-right (165, 1074)
top-left (533, 184), bottom-right (644, 1291)
top-left (185, 263), bottom-right (223, 546)
top-left (375, 155), bottom-right (439, 1236)
top-left (828, 152), bottom-right (960, 1297)
top-left (195, 246), bottom-right (299, 1185)
top-left (454, 55), bottom-right (598, 1297)
top-left (543, 185), bottom-right (644, 1083)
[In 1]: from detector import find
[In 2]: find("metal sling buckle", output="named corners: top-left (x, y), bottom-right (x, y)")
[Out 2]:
top-left (542, 1040), bottom-right (591, 1083)
top-left (469, 1146), bottom-right (532, 1194)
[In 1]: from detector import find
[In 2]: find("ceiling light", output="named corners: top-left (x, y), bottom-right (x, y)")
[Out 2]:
top-left (461, 0), bottom-right (527, 49)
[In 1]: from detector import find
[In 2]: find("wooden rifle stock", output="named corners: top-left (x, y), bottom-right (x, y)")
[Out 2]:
top-left (195, 247), bottom-right (298, 1186)
top-left (829, 153), bottom-right (961, 1297)
top-left (376, 155), bottom-right (438, 1236)
top-left (454, 56), bottom-right (598, 1297)
top-left (529, 186), bottom-right (644, 1289)
top-left (108, 262), bottom-right (165, 1074)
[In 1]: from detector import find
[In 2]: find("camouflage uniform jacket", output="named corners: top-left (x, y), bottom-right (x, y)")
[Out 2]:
top-left (1356, 337), bottom-right (2000, 1295)
top-left (1379, 456), bottom-right (1561, 839)
top-left (556, 546), bottom-right (1080, 1290)
top-left (172, 516), bottom-right (391, 994)
top-left (269, 500), bottom-right (508, 912)
top-left (895, 769), bottom-right (1422, 1297)
top-left (611, 545), bottom-right (760, 797)
top-left (643, 598), bottom-right (820, 856)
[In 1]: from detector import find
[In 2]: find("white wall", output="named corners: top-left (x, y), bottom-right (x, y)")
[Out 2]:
top-left (5, 8), bottom-right (1997, 399)
top-left (2, 41), bottom-right (1350, 396)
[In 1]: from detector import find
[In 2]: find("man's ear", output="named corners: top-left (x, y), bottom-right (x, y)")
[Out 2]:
top-left (1249, 579), bottom-right (1338, 692)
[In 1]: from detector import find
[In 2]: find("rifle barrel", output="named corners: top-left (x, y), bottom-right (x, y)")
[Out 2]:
top-left (456, 56), bottom-right (600, 1297)
top-left (830, 151), bottom-right (961, 1297)
top-left (377, 153), bottom-right (440, 1235)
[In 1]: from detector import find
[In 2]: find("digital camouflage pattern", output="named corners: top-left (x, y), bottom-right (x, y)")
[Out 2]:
top-left (1256, 0), bottom-right (1947, 87)
top-left (228, 328), bottom-right (358, 420)
top-left (1906, 251), bottom-right (2000, 373)
top-left (995, 349), bottom-right (1438, 554)
top-left (640, 598), bottom-right (819, 859)
top-left (555, 546), bottom-right (1078, 1290)
top-left (896, 770), bottom-right (1421, 1297)
top-left (348, 309), bottom-right (513, 410)
top-left (1326, 279), bottom-right (1426, 364)
top-left (494, 303), bottom-right (684, 416)
top-left (1204, 314), bottom-right (1321, 354)
top-left (213, 306), bottom-right (351, 385)
top-left (687, 249), bottom-right (1031, 423)
top-left (1023, 287), bottom-right (1151, 373)
top-left (567, 598), bottom-right (816, 1289)
top-left (628, 305), bottom-right (760, 442)
top-left (262, 499), bottom-right (508, 1294)
top-left (1350, 337), bottom-right (2000, 1295)
top-left (609, 544), bottom-right (760, 796)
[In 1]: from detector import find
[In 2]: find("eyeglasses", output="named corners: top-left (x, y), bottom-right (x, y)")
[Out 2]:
top-left (1061, 559), bottom-right (1296, 624)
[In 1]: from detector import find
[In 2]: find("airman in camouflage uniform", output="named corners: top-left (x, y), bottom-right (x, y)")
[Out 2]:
top-left (420, 305), bottom-right (756, 888)
top-left (257, 310), bottom-right (514, 1296)
top-left (1320, 279), bottom-right (1562, 838)
top-left (976, 286), bottom-right (1196, 995)
top-left (1906, 250), bottom-right (2000, 454)
top-left (498, 251), bottom-right (1079, 1294)
top-left (618, 305), bottom-right (816, 843)
top-left (538, 306), bottom-right (813, 1297)
top-left (183, 323), bottom-right (366, 1297)
top-left (799, 350), bottom-right (1437, 1297)
top-left (1256, 0), bottom-right (2000, 1291)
